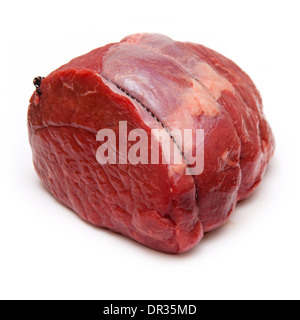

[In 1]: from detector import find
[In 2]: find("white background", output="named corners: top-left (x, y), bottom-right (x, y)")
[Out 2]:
top-left (1, 0), bottom-right (299, 300)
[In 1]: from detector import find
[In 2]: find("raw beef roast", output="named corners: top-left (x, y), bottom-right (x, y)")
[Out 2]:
top-left (28, 34), bottom-right (275, 253)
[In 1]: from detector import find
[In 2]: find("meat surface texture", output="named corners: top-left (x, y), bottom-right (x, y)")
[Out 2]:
top-left (28, 34), bottom-right (275, 253)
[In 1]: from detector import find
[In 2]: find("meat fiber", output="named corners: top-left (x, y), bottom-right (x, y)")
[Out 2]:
top-left (28, 34), bottom-right (275, 253)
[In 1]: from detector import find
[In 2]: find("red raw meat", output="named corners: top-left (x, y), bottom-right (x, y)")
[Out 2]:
top-left (28, 34), bottom-right (275, 253)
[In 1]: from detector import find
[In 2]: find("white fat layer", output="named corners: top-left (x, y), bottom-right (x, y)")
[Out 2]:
top-left (194, 62), bottom-right (235, 99)
top-left (63, 82), bottom-right (74, 90)
top-left (186, 79), bottom-right (220, 117)
top-left (124, 34), bottom-right (234, 101)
